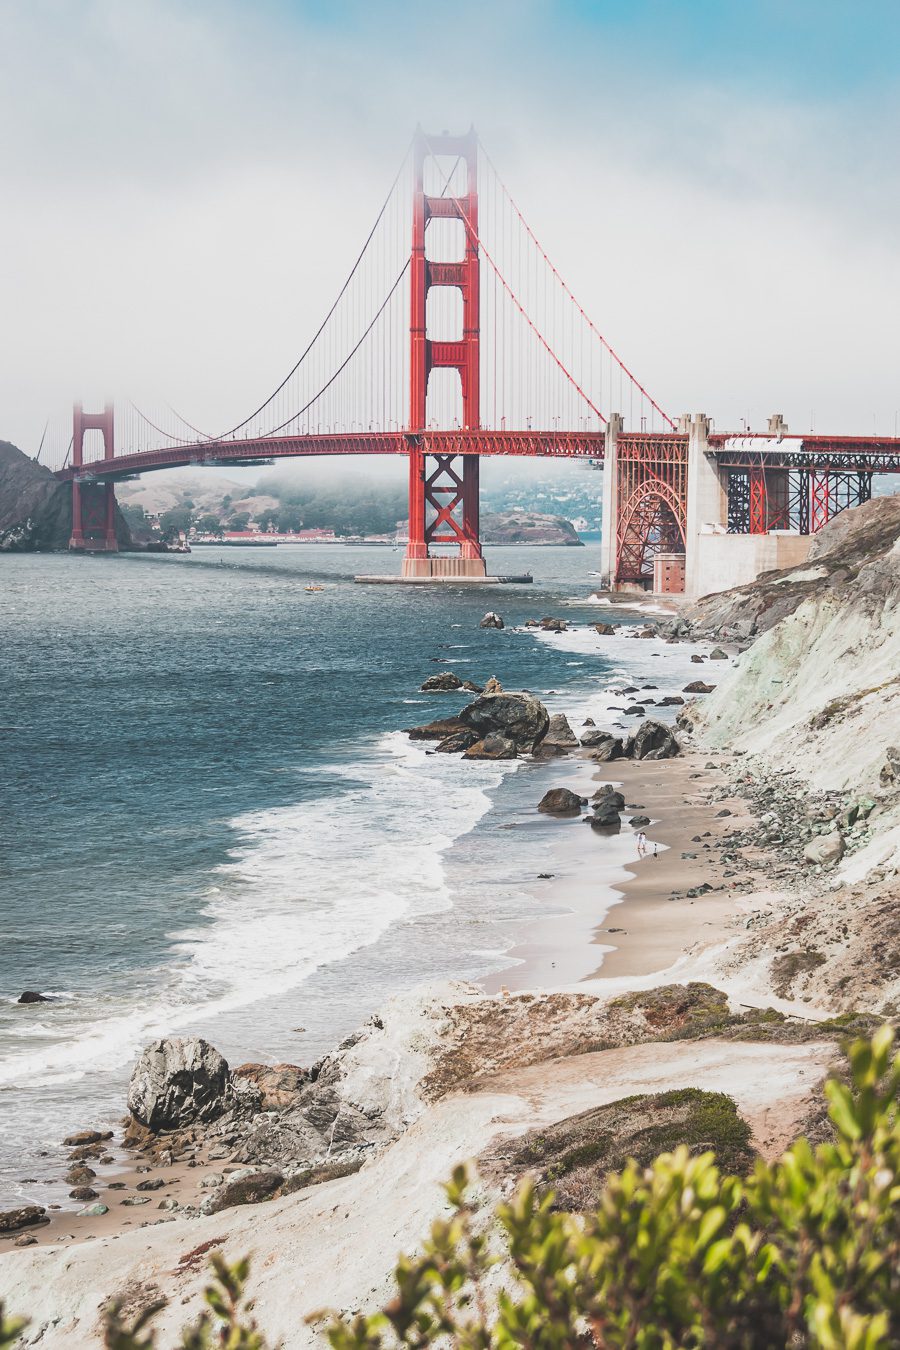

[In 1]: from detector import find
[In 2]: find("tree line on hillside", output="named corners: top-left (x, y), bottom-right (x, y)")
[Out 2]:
top-left (120, 478), bottom-right (408, 540)
top-left (248, 477), bottom-right (407, 536)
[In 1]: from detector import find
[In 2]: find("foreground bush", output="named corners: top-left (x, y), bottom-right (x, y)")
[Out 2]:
top-left (1, 1029), bottom-right (897, 1348)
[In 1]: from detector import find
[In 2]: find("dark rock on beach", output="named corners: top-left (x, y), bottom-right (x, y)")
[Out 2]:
top-left (68, 1186), bottom-right (99, 1201)
top-left (586, 734), bottom-right (625, 761)
top-left (542, 713), bottom-right (579, 749)
top-left (538, 788), bottom-right (586, 815)
top-left (434, 730), bottom-right (480, 753)
top-left (128, 1037), bottom-right (231, 1131)
top-left (62, 1129), bottom-right (111, 1147)
top-left (683, 681), bottom-right (716, 694)
top-left (593, 786), bottom-right (625, 811)
top-left (624, 720), bottom-right (680, 761)
top-left (589, 799), bottom-right (622, 829)
top-left (457, 692), bottom-right (550, 752)
top-left (65, 1164), bottom-right (96, 1186)
top-left (463, 732), bottom-right (519, 760)
top-left (579, 728), bottom-right (615, 747)
top-left (17, 990), bottom-right (51, 1004)
top-left (0, 1204), bottom-right (48, 1233)
top-left (207, 1170), bottom-right (285, 1213)
top-left (594, 622), bottom-right (616, 636)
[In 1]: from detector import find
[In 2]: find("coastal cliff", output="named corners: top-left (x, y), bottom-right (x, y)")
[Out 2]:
top-left (0, 440), bottom-right (131, 551)
top-left (682, 496), bottom-right (900, 803)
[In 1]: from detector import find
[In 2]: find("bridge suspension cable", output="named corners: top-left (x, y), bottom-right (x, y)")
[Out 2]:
top-left (207, 134), bottom-right (417, 444)
top-left (477, 137), bottom-right (675, 430)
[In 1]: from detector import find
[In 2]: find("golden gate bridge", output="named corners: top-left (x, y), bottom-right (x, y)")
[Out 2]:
top-left (49, 128), bottom-right (900, 594)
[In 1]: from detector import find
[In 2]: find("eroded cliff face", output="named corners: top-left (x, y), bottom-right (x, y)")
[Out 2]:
top-left (669, 496), bottom-right (900, 644)
top-left (0, 440), bottom-right (131, 550)
top-left (683, 498), bottom-right (900, 797)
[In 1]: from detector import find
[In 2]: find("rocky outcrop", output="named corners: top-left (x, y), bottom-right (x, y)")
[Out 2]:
top-left (579, 728), bottom-right (617, 748)
top-left (666, 496), bottom-right (900, 644)
top-left (537, 788), bottom-right (586, 815)
top-left (479, 612), bottom-right (504, 629)
top-left (624, 720), bottom-right (680, 761)
top-left (0, 439), bottom-right (131, 551)
top-left (231, 1063), bottom-right (309, 1111)
top-left (127, 1038), bottom-right (232, 1130)
top-left (542, 713), bottom-right (579, 749)
top-left (420, 672), bottom-right (465, 692)
top-left (457, 692), bottom-right (550, 752)
top-left (434, 730), bottom-right (480, 753)
top-left (462, 733), bottom-right (518, 760)
top-left (406, 716), bottom-right (470, 741)
top-left (0, 1204), bottom-right (48, 1233)
top-left (585, 733), bottom-right (624, 761)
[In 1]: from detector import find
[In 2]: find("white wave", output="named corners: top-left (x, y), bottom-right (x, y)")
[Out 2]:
top-left (0, 734), bottom-right (507, 1089)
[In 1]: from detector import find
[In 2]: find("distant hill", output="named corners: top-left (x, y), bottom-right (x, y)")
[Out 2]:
top-left (482, 511), bottom-right (583, 545)
top-left (0, 440), bottom-right (130, 551)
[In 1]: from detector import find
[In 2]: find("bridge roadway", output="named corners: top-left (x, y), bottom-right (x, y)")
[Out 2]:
top-left (55, 429), bottom-right (610, 481)
top-left (55, 429), bottom-right (900, 483)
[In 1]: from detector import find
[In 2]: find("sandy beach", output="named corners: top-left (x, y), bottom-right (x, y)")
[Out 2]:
top-left (8, 738), bottom-right (764, 1254)
top-left (484, 746), bottom-right (757, 991)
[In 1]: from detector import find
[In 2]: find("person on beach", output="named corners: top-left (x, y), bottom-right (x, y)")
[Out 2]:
top-left (637, 831), bottom-right (647, 857)
top-left (653, 842), bottom-right (658, 859)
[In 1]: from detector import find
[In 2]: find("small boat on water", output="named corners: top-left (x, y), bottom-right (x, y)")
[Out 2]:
top-left (304, 584), bottom-right (325, 592)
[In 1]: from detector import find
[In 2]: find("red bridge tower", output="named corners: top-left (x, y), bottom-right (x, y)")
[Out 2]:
top-left (69, 402), bottom-right (118, 552)
top-left (403, 128), bottom-right (486, 580)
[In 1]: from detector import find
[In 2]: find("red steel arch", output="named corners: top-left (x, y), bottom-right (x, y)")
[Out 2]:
top-left (616, 475), bottom-right (686, 583)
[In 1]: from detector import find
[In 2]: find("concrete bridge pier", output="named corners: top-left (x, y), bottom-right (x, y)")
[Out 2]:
top-left (598, 413), bottom-right (622, 589)
top-left (684, 413), bottom-right (726, 596)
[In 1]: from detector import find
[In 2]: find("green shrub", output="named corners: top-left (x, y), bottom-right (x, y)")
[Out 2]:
top-left (2, 1030), bottom-right (897, 1349)
top-left (325, 1026), bottom-right (899, 1349)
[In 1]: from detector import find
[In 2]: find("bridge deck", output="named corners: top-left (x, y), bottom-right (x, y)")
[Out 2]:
top-left (55, 429), bottom-right (900, 481)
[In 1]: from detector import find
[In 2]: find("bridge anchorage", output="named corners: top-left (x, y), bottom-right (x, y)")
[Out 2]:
top-left (60, 127), bottom-right (900, 595)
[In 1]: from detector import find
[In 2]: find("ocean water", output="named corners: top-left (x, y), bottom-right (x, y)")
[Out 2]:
top-left (0, 543), bottom-right (705, 1208)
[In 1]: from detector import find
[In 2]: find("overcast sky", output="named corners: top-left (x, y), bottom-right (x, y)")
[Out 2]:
top-left (2, 0), bottom-right (899, 461)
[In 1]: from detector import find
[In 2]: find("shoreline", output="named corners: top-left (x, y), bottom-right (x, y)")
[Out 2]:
top-left (15, 737), bottom-right (762, 1253)
top-left (481, 748), bottom-right (758, 995)
top-left (0, 628), bottom-right (791, 1254)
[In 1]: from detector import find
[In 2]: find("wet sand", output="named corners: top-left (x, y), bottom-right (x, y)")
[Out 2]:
top-left (484, 748), bottom-right (759, 991)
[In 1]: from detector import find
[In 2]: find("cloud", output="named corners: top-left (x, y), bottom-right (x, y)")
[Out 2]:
top-left (1, 0), bottom-right (898, 462)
